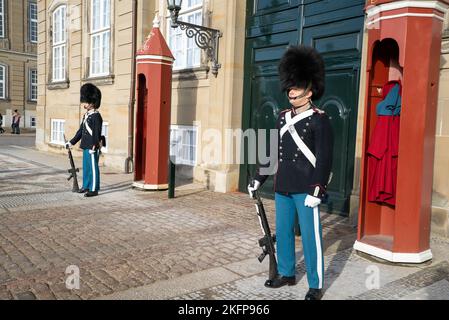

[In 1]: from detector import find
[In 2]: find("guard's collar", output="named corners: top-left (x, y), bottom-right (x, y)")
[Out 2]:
top-left (292, 102), bottom-right (312, 116)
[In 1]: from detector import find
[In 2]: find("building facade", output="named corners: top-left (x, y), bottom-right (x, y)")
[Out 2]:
top-left (0, 0), bottom-right (38, 129)
top-left (36, 0), bottom-right (154, 167)
top-left (37, 0), bottom-right (449, 234)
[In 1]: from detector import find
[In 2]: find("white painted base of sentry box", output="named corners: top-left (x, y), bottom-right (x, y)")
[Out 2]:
top-left (132, 181), bottom-right (169, 191)
top-left (353, 240), bottom-right (433, 264)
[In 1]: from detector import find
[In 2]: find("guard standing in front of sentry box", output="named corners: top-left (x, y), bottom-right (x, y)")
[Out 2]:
top-left (66, 83), bottom-right (103, 197)
top-left (248, 46), bottom-right (334, 300)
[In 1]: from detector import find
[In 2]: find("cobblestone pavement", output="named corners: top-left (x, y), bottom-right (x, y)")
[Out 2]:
top-left (1, 143), bottom-right (449, 300)
top-left (171, 243), bottom-right (449, 300)
top-left (0, 145), bottom-right (353, 300)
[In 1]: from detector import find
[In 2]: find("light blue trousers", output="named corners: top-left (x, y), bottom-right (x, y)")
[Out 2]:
top-left (275, 192), bottom-right (324, 289)
top-left (82, 149), bottom-right (100, 192)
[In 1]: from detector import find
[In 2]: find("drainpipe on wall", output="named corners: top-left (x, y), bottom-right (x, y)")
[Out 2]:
top-left (125, 0), bottom-right (138, 174)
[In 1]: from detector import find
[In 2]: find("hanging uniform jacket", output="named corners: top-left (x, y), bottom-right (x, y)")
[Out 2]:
top-left (255, 107), bottom-right (334, 199)
top-left (367, 81), bottom-right (401, 206)
top-left (70, 110), bottom-right (103, 150)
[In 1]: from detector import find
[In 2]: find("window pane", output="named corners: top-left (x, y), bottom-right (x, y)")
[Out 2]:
top-left (30, 69), bottom-right (38, 101)
top-left (92, 0), bottom-right (109, 31)
top-left (51, 126), bottom-right (55, 141)
top-left (60, 7), bottom-right (66, 42)
top-left (168, 9), bottom-right (202, 69)
top-left (51, 120), bottom-right (65, 144)
top-left (187, 0), bottom-right (202, 9)
top-left (102, 31), bottom-right (110, 74)
top-left (53, 46), bottom-right (59, 80)
top-left (60, 122), bottom-right (65, 142)
top-left (91, 28), bottom-right (110, 76)
top-left (53, 45), bottom-right (66, 81)
top-left (31, 3), bottom-right (37, 19)
top-left (169, 127), bottom-right (197, 165)
top-left (91, 35), bottom-right (100, 74)
top-left (103, 0), bottom-right (110, 28)
top-left (0, 0), bottom-right (4, 38)
top-left (61, 45), bottom-right (66, 80)
top-left (53, 6), bottom-right (66, 45)
top-left (53, 10), bottom-right (60, 43)
top-left (30, 3), bottom-right (38, 42)
top-left (92, 0), bottom-right (100, 31)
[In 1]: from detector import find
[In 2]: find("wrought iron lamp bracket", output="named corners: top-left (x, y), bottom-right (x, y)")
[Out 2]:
top-left (171, 20), bottom-right (222, 77)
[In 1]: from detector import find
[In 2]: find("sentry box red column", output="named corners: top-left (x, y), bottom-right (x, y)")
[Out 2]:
top-left (133, 17), bottom-right (174, 191)
top-left (354, 0), bottom-right (449, 263)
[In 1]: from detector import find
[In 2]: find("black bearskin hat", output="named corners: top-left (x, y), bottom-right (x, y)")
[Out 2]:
top-left (278, 45), bottom-right (325, 100)
top-left (80, 83), bottom-right (102, 109)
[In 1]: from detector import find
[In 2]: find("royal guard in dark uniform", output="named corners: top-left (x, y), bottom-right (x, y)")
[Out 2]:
top-left (248, 45), bottom-right (334, 300)
top-left (66, 83), bottom-right (103, 197)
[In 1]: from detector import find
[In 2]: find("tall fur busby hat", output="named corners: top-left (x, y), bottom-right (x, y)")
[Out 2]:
top-left (80, 83), bottom-right (102, 109)
top-left (278, 45), bottom-right (325, 100)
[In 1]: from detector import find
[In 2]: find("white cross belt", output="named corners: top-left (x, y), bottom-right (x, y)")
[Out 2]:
top-left (280, 110), bottom-right (316, 168)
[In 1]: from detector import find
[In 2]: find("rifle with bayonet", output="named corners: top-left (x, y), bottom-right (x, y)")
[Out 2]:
top-left (64, 134), bottom-right (80, 193)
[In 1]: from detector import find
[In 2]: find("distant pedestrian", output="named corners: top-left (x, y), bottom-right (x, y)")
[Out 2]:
top-left (0, 112), bottom-right (5, 134)
top-left (11, 109), bottom-right (21, 134)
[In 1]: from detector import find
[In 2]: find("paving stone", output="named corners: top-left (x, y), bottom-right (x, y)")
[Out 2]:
top-left (1, 147), bottom-right (448, 300)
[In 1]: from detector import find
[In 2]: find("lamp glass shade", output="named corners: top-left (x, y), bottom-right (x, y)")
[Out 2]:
top-left (167, 0), bottom-right (182, 10)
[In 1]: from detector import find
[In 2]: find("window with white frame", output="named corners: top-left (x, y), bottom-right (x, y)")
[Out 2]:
top-left (52, 5), bottom-right (67, 82)
top-left (29, 69), bottom-right (37, 101)
top-left (0, 64), bottom-right (6, 99)
top-left (51, 119), bottom-right (65, 145)
top-left (90, 0), bottom-right (111, 77)
top-left (30, 116), bottom-right (36, 128)
top-left (170, 125), bottom-right (197, 166)
top-left (101, 121), bottom-right (108, 153)
top-left (168, 0), bottom-right (202, 70)
top-left (29, 2), bottom-right (38, 43)
top-left (0, 0), bottom-right (5, 38)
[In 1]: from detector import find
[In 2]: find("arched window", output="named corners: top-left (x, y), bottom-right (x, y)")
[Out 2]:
top-left (52, 5), bottom-right (67, 82)
top-left (90, 0), bottom-right (111, 77)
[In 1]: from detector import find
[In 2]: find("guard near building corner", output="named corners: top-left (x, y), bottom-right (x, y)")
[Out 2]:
top-left (248, 45), bottom-right (334, 300)
top-left (65, 83), bottom-right (104, 198)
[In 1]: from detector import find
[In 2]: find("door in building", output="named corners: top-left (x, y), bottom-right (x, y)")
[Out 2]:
top-left (240, 0), bottom-right (365, 215)
top-left (240, 0), bottom-right (301, 198)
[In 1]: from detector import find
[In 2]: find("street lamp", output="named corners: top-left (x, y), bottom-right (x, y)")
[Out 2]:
top-left (167, 0), bottom-right (222, 77)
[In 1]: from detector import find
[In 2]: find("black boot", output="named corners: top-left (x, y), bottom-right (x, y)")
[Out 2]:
top-left (84, 191), bottom-right (98, 197)
top-left (78, 188), bottom-right (88, 193)
top-left (305, 288), bottom-right (323, 300)
top-left (264, 275), bottom-right (296, 288)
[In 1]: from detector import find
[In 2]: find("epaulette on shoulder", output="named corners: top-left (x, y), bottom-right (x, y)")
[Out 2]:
top-left (312, 107), bottom-right (325, 114)
top-left (278, 108), bottom-right (290, 119)
top-left (312, 107), bottom-right (328, 116)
